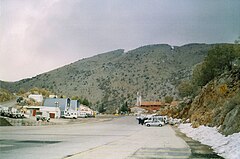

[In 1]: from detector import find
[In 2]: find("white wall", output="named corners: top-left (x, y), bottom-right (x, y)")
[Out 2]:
top-left (40, 107), bottom-right (61, 119)
top-left (28, 94), bottom-right (43, 102)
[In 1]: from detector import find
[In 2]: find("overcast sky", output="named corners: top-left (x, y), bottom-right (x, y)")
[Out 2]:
top-left (0, 0), bottom-right (239, 82)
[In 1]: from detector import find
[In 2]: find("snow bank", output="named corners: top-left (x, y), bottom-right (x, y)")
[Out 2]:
top-left (179, 123), bottom-right (240, 159)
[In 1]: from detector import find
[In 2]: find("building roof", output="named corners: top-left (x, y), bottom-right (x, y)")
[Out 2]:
top-left (43, 98), bottom-right (79, 111)
top-left (40, 106), bottom-right (60, 112)
top-left (28, 94), bottom-right (43, 102)
top-left (43, 98), bottom-right (67, 111)
top-left (140, 101), bottom-right (165, 106)
top-left (140, 101), bottom-right (179, 106)
top-left (26, 106), bottom-right (42, 109)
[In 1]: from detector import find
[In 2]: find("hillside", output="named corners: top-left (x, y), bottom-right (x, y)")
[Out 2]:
top-left (1, 43), bottom-right (214, 112)
top-left (189, 69), bottom-right (240, 135)
top-left (165, 69), bottom-right (240, 135)
top-left (0, 88), bottom-right (15, 102)
top-left (159, 43), bottom-right (240, 135)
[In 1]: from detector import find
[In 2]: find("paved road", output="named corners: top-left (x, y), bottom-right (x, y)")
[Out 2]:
top-left (0, 99), bottom-right (17, 107)
top-left (0, 116), bottom-right (190, 159)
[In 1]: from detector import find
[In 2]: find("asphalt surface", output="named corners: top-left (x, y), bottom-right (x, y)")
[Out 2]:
top-left (0, 116), bottom-right (192, 159)
top-left (0, 99), bottom-right (17, 107)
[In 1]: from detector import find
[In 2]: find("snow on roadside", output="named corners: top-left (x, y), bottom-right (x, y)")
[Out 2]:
top-left (179, 123), bottom-right (240, 159)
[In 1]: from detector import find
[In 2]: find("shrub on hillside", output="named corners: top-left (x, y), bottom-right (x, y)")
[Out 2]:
top-left (164, 96), bottom-right (173, 103)
top-left (0, 88), bottom-right (14, 102)
top-left (29, 87), bottom-right (52, 97)
top-left (177, 80), bottom-right (194, 98)
top-left (71, 96), bottom-right (91, 106)
top-left (98, 104), bottom-right (106, 113)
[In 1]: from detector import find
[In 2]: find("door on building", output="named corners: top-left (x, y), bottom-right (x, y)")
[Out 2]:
top-left (49, 113), bottom-right (55, 118)
top-left (32, 110), bottom-right (36, 116)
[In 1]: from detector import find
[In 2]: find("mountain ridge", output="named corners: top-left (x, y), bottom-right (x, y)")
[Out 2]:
top-left (0, 43), bottom-right (220, 112)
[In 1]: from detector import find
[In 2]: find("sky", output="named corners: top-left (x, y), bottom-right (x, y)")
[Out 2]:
top-left (0, 0), bottom-right (239, 82)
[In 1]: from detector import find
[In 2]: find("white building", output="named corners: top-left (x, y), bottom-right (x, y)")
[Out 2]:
top-left (49, 95), bottom-right (58, 98)
top-left (40, 106), bottom-right (61, 119)
top-left (28, 94), bottom-right (43, 103)
top-left (136, 92), bottom-right (142, 107)
top-left (25, 106), bottom-right (60, 119)
top-left (78, 105), bottom-right (94, 117)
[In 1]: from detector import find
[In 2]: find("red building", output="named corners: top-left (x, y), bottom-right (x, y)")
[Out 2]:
top-left (139, 101), bottom-right (179, 112)
top-left (139, 101), bottom-right (165, 111)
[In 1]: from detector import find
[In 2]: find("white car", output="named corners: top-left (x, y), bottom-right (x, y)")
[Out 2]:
top-left (145, 120), bottom-right (165, 127)
top-left (78, 112), bottom-right (87, 118)
top-left (64, 110), bottom-right (77, 119)
top-left (144, 115), bottom-right (167, 124)
top-left (169, 118), bottom-right (181, 125)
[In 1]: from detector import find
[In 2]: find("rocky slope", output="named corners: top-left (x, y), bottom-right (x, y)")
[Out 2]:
top-left (160, 69), bottom-right (240, 135)
top-left (189, 69), bottom-right (240, 135)
top-left (1, 43), bottom-right (214, 112)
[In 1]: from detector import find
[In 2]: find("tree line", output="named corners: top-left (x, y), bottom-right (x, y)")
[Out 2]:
top-left (178, 44), bottom-right (240, 98)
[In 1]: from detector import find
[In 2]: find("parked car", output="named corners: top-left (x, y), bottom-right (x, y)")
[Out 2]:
top-left (0, 106), bottom-right (5, 116)
top-left (144, 115), bottom-right (168, 124)
top-left (0, 106), bottom-right (10, 117)
top-left (78, 112), bottom-right (87, 118)
top-left (36, 112), bottom-right (50, 122)
top-left (86, 113), bottom-right (95, 118)
top-left (0, 106), bottom-right (25, 118)
top-left (36, 115), bottom-right (50, 122)
top-left (168, 118), bottom-right (181, 125)
top-left (64, 110), bottom-right (77, 119)
top-left (9, 107), bottom-right (24, 118)
top-left (145, 120), bottom-right (165, 127)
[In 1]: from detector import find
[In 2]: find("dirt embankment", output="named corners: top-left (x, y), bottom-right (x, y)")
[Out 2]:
top-left (0, 117), bottom-right (12, 126)
top-left (160, 70), bottom-right (240, 135)
top-left (189, 70), bottom-right (240, 135)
